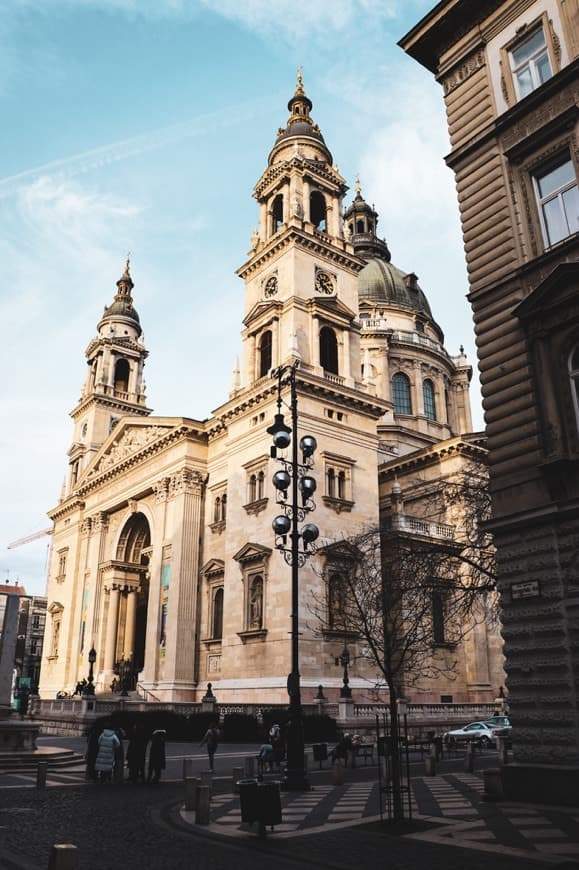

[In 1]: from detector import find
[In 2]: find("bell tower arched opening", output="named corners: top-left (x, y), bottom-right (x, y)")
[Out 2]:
top-left (310, 190), bottom-right (327, 231)
top-left (320, 326), bottom-right (338, 374)
top-left (114, 358), bottom-right (130, 394)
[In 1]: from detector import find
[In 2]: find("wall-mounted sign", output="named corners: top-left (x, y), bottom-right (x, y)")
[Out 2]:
top-left (511, 579), bottom-right (540, 600)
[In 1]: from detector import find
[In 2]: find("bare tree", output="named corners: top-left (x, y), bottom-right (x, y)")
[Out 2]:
top-left (313, 458), bottom-right (497, 821)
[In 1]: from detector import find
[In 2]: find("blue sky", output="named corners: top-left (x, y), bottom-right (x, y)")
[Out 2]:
top-left (0, 0), bottom-right (482, 596)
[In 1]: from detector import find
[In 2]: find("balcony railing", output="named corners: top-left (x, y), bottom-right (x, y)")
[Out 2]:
top-left (386, 514), bottom-right (455, 540)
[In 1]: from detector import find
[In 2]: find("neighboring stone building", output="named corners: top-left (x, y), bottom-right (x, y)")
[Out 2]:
top-left (38, 76), bottom-right (503, 707)
top-left (400, 0), bottom-right (578, 800)
top-left (0, 582), bottom-right (47, 702)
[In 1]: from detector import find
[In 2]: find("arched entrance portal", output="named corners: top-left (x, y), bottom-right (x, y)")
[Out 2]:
top-left (101, 513), bottom-right (151, 685)
top-left (116, 513), bottom-right (151, 675)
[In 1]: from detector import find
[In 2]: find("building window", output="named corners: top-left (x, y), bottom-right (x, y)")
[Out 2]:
top-left (423, 379), bottom-right (437, 421)
top-left (569, 345), bottom-right (579, 432)
top-left (212, 588), bottom-right (224, 640)
top-left (328, 573), bottom-right (347, 630)
top-left (114, 358), bottom-right (130, 393)
top-left (392, 372), bottom-right (412, 414)
top-left (509, 25), bottom-right (552, 100)
top-left (56, 549), bottom-right (68, 582)
top-left (259, 330), bottom-right (272, 377)
top-left (322, 453), bottom-right (355, 512)
top-left (533, 154), bottom-right (579, 248)
top-left (248, 470), bottom-right (265, 503)
top-left (432, 591), bottom-right (445, 644)
top-left (320, 326), bottom-right (338, 374)
top-left (233, 542), bottom-right (271, 639)
top-left (243, 456), bottom-right (269, 515)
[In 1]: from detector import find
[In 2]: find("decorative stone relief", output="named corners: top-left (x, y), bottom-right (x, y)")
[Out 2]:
top-left (91, 425), bottom-right (166, 475)
top-left (169, 469), bottom-right (204, 498)
top-left (442, 50), bottom-right (486, 96)
top-left (153, 477), bottom-right (170, 503)
top-left (549, 19), bottom-right (561, 65)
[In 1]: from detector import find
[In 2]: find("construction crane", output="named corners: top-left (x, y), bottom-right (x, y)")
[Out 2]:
top-left (8, 529), bottom-right (52, 549)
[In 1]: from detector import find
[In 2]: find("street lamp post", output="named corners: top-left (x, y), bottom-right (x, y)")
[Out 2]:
top-left (268, 360), bottom-right (319, 792)
top-left (339, 643), bottom-right (352, 699)
top-left (84, 647), bottom-right (97, 696)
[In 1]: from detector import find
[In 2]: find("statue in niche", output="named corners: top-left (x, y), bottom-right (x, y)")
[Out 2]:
top-left (249, 576), bottom-right (263, 629)
top-left (292, 193), bottom-right (303, 219)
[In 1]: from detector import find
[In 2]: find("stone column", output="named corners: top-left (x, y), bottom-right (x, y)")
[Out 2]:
top-left (303, 179), bottom-right (310, 222)
top-left (342, 330), bottom-right (352, 382)
top-left (259, 202), bottom-right (267, 241)
top-left (271, 318), bottom-right (279, 370)
top-left (103, 586), bottom-right (120, 674)
top-left (413, 361), bottom-right (423, 416)
top-left (312, 316), bottom-right (320, 368)
top-left (163, 470), bottom-right (205, 691)
top-left (124, 588), bottom-right (138, 658)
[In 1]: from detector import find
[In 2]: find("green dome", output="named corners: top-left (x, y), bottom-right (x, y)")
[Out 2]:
top-left (102, 298), bottom-right (140, 325)
top-left (359, 259), bottom-right (433, 318)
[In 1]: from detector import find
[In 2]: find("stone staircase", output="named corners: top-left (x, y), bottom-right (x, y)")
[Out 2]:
top-left (0, 747), bottom-right (85, 773)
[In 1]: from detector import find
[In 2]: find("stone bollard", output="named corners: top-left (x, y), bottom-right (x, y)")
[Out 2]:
top-left (47, 844), bottom-right (78, 870)
top-left (483, 768), bottom-right (504, 802)
top-left (184, 776), bottom-right (200, 812)
top-left (425, 755), bottom-right (436, 776)
top-left (232, 766), bottom-right (244, 793)
top-left (37, 761), bottom-right (48, 789)
top-left (200, 770), bottom-right (213, 799)
top-left (182, 757), bottom-right (193, 780)
top-left (244, 756), bottom-right (256, 778)
top-left (331, 762), bottom-right (343, 786)
top-left (465, 743), bottom-right (475, 773)
top-left (196, 785), bottom-right (211, 825)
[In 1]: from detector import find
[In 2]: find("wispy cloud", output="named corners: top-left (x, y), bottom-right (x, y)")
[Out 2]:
top-left (0, 95), bottom-right (279, 200)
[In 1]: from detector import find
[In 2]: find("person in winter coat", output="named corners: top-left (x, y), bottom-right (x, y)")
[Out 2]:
top-left (147, 729), bottom-right (166, 784)
top-left (200, 722), bottom-right (220, 772)
top-left (94, 725), bottom-right (121, 783)
top-left (126, 723), bottom-right (147, 784)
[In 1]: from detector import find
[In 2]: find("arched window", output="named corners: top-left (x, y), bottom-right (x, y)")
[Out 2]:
top-left (432, 591), bottom-right (445, 644)
top-left (213, 497), bottom-right (221, 524)
top-left (249, 474), bottom-right (257, 503)
top-left (114, 358), bottom-right (130, 393)
top-left (220, 493), bottom-right (227, 522)
top-left (356, 219), bottom-right (364, 234)
top-left (212, 588), bottom-right (224, 640)
top-left (326, 468), bottom-right (335, 498)
top-left (259, 330), bottom-right (272, 378)
top-left (328, 574), bottom-right (346, 630)
top-left (423, 379), bottom-right (436, 420)
top-left (310, 191), bottom-right (327, 231)
top-left (320, 327), bottom-right (338, 374)
top-left (248, 575), bottom-right (263, 629)
top-left (569, 345), bottom-right (579, 431)
top-left (337, 470), bottom-right (346, 500)
top-left (257, 470), bottom-right (265, 500)
top-left (272, 194), bottom-right (283, 232)
top-left (392, 372), bottom-right (412, 414)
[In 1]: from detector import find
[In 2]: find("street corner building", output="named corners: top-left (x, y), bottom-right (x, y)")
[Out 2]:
top-left (400, 0), bottom-right (579, 803)
top-left (38, 75), bottom-right (505, 709)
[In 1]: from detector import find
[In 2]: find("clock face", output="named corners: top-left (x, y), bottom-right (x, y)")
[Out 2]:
top-left (315, 271), bottom-right (334, 294)
top-left (264, 275), bottom-right (278, 297)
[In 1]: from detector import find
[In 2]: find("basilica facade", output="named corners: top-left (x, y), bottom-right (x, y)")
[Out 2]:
top-left (39, 76), bottom-right (504, 704)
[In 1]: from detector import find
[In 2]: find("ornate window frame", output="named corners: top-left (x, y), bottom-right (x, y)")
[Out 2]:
top-left (500, 13), bottom-right (559, 106)
top-left (243, 455), bottom-right (269, 516)
top-left (201, 559), bottom-right (225, 647)
top-left (321, 451), bottom-right (355, 514)
top-left (209, 485), bottom-right (227, 534)
top-left (233, 543), bottom-right (271, 642)
top-left (47, 601), bottom-right (64, 660)
top-left (56, 548), bottom-right (69, 583)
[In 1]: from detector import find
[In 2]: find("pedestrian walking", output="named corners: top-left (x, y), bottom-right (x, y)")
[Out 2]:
top-left (200, 721), bottom-right (220, 771)
top-left (147, 729), bottom-right (166, 784)
top-left (85, 723), bottom-right (102, 781)
top-left (94, 723), bottom-right (120, 783)
top-left (126, 723), bottom-right (147, 784)
top-left (257, 741), bottom-right (275, 774)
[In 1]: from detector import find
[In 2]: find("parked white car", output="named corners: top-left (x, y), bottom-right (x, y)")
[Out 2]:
top-left (443, 721), bottom-right (496, 747)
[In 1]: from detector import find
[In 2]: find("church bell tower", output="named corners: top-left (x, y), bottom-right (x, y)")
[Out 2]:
top-left (236, 72), bottom-right (366, 389)
top-left (66, 259), bottom-right (151, 494)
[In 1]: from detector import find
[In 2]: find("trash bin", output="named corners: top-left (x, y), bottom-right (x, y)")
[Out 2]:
top-left (238, 779), bottom-right (259, 824)
top-left (313, 743), bottom-right (328, 766)
top-left (237, 779), bottom-right (282, 827)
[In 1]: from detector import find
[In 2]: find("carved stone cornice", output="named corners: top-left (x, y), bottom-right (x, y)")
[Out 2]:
top-left (48, 496), bottom-right (85, 522)
top-left (243, 498), bottom-right (269, 517)
top-left (237, 226), bottom-right (364, 281)
top-left (442, 48), bottom-right (486, 96)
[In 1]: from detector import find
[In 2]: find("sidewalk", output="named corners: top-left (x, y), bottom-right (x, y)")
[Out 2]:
top-left (176, 766), bottom-right (579, 865)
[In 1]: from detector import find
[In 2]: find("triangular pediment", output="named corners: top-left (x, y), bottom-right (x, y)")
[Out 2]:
top-left (201, 559), bottom-right (225, 577)
top-left (233, 542), bottom-right (272, 564)
top-left (308, 295), bottom-right (356, 323)
top-left (244, 298), bottom-right (283, 329)
top-left (83, 419), bottom-right (180, 481)
top-left (317, 540), bottom-right (362, 561)
top-left (515, 262), bottom-right (579, 322)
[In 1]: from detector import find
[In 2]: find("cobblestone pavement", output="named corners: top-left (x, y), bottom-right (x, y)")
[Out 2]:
top-left (1, 766), bottom-right (578, 869)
